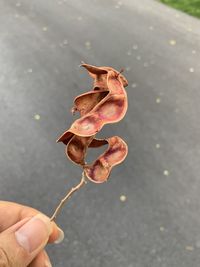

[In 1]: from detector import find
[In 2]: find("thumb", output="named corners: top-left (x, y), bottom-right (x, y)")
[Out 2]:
top-left (0, 214), bottom-right (53, 267)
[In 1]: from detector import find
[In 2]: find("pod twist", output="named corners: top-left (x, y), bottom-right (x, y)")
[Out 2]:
top-left (57, 63), bottom-right (128, 183)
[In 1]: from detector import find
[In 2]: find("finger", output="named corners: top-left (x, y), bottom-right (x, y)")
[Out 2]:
top-left (0, 201), bottom-right (64, 244)
top-left (48, 225), bottom-right (64, 244)
top-left (0, 201), bottom-right (38, 229)
top-left (0, 214), bottom-right (53, 267)
top-left (29, 250), bottom-right (52, 267)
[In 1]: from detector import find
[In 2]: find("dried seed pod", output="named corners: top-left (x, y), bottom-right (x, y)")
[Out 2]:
top-left (51, 65), bottom-right (129, 222)
top-left (57, 70), bottom-right (128, 141)
top-left (81, 63), bottom-right (128, 89)
top-left (58, 63), bottom-right (128, 182)
top-left (72, 90), bottom-right (109, 116)
top-left (84, 136), bottom-right (128, 183)
top-left (66, 135), bottom-right (94, 165)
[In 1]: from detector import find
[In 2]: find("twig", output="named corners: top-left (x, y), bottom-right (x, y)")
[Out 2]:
top-left (50, 171), bottom-right (87, 221)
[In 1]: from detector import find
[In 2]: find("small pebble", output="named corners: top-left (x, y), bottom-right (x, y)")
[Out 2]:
top-left (42, 27), bottom-right (48, 31)
top-left (125, 67), bottom-right (130, 72)
top-left (131, 83), bottom-right (137, 88)
top-left (189, 68), bottom-right (194, 73)
top-left (127, 51), bottom-right (132, 56)
top-left (77, 16), bottom-right (83, 21)
top-left (120, 195), bottom-right (127, 202)
top-left (34, 114), bottom-right (40, 120)
top-left (160, 226), bottom-right (165, 232)
top-left (16, 2), bottom-right (21, 7)
top-left (192, 50), bottom-right (196, 54)
top-left (136, 55), bottom-right (141, 61)
top-left (156, 144), bottom-right (160, 149)
top-left (27, 68), bottom-right (33, 73)
top-left (156, 98), bottom-right (161, 103)
top-left (144, 62), bottom-right (149, 67)
top-left (149, 26), bottom-right (154, 30)
top-left (163, 170), bottom-right (169, 176)
top-left (85, 41), bottom-right (91, 49)
top-left (169, 40), bottom-right (176, 46)
top-left (185, 246), bottom-right (194, 251)
top-left (115, 5), bottom-right (120, 9)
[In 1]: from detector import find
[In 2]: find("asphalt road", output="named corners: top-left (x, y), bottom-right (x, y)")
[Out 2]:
top-left (0, 0), bottom-right (200, 266)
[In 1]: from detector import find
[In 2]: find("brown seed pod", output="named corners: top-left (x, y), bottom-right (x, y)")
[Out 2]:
top-left (81, 63), bottom-right (128, 89)
top-left (84, 136), bottom-right (128, 183)
top-left (57, 63), bottom-right (128, 183)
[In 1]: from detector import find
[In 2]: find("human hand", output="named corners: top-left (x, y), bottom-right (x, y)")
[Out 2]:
top-left (0, 201), bottom-right (64, 267)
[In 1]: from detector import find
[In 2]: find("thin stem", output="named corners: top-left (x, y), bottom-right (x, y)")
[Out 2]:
top-left (50, 171), bottom-right (87, 221)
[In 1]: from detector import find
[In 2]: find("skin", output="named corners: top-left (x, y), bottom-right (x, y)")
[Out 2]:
top-left (0, 201), bottom-right (61, 267)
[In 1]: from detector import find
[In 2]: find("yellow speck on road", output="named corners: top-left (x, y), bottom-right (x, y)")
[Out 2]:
top-left (34, 114), bottom-right (40, 120)
top-left (120, 195), bottom-right (127, 202)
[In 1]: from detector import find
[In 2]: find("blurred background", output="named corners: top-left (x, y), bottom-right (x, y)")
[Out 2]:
top-left (0, 0), bottom-right (200, 266)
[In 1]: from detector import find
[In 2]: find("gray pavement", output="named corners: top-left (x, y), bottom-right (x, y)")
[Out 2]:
top-left (0, 0), bottom-right (200, 266)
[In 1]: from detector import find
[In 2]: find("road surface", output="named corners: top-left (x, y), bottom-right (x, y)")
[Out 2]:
top-left (0, 0), bottom-right (200, 266)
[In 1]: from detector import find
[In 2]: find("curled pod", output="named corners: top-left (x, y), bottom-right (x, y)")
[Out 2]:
top-left (84, 136), bottom-right (128, 183)
top-left (72, 89), bottom-right (109, 116)
top-left (81, 63), bottom-right (128, 89)
top-left (57, 63), bottom-right (128, 183)
top-left (57, 70), bottom-right (128, 142)
top-left (66, 135), bottom-right (94, 165)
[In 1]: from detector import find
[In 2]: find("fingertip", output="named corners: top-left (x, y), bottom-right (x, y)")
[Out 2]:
top-left (54, 227), bottom-right (64, 244)
top-left (48, 222), bottom-right (64, 244)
